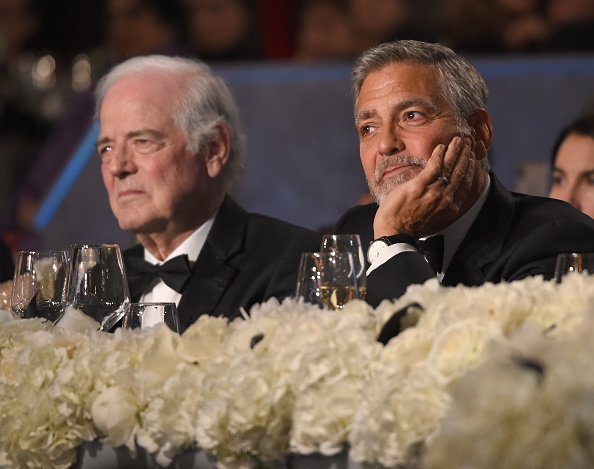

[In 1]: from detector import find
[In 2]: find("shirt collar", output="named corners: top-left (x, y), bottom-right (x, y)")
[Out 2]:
top-left (144, 215), bottom-right (216, 265)
top-left (440, 175), bottom-right (491, 275)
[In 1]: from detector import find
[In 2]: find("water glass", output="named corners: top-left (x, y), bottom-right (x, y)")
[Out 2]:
top-left (122, 302), bottom-right (180, 333)
top-left (63, 244), bottom-right (130, 331)
top-left (11, 250), bottom-right (68, 322)
top-left (295, 252), bottom-right (359, 310)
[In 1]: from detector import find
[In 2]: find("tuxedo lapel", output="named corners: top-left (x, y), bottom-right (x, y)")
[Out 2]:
top-left (122, 244), bottom-right (146, 302)
top-left (177, 196), bottom-right (247, 330)
top-left (444, 175), bottom-right (515, 286)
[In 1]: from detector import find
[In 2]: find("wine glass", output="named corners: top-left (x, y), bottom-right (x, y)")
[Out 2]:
top-left (122, 302), bottom-right (180, 333)
top-left (11, 250), bottom-right (68, 322)
top-left (321, 234), bottom-right (367, 300)
top-left (554, 252), bottom-right (594, 283)
top-left (63, 244), bottom-right (130, 331)
top-left (295, 252), bottom-right (359, 310)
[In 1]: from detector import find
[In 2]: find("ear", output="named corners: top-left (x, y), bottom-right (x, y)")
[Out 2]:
top-left (467, 109), bottom-right (493, 160)
top-left (204, 123), bottom-right (231, 178)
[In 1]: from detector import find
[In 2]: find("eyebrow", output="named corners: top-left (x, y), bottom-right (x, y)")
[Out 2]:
top-left (96, 129), bottom-right (166, 148)
top-left (553, 167), bottom-right (594, 179)
top-left (355, 98), bottom-right (439, 125)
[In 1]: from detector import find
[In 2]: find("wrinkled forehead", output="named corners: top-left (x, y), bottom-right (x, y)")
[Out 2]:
top-left (356, 61), bottom-right (445, 106)
top-left (356, 62), bottom-right (446, 111)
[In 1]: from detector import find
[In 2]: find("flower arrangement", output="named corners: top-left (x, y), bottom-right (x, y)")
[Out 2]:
top-left (1, 274), bottom-right (594, 468)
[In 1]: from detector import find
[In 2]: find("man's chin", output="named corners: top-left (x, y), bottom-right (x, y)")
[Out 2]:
top-left (370, 170), bottom-right (418, 204)
top-left (117, 218), bottom-right (152, 234)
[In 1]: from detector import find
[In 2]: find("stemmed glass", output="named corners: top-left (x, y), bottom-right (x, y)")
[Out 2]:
top-left (62, 244), bottom-right (130, 331)
top-left (122, 302), bottom-right (180, 333)
top-left (11, 250), bottom-right (68, 322)
top-left (295, 252), bottom-right (359, 310)
top-left (554, 252), bottom-right (594, 283)
top-left (321, 234), bottom-right (367, 300)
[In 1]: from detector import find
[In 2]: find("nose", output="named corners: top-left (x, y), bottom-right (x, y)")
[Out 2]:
top-left (556, 183), bottom-right (582, 211)
top-left (568, 186), bottom-right (583, 211)
top-left (105, 145), bottom-right (136, 178)
top-left (377, 124), bottom-right (403, 157)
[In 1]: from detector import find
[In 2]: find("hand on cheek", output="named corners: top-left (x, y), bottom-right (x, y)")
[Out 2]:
top-left (373, 136), bottom-right (481, 239)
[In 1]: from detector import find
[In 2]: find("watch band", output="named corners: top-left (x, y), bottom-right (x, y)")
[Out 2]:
top-left (376, 234), bottom-right (420, 250)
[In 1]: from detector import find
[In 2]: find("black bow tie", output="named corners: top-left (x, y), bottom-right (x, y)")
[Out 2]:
top-left (419, 235), bottom-right (444, 274)
top-left (126, 254), bottom-right (192, 299)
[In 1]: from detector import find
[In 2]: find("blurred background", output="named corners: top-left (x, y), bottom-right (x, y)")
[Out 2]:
top-left (1, 0), bottom-right (594, 251)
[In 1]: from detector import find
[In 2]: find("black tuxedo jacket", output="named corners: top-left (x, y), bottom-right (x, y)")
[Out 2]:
top-left (124, 196), bottom-right (321, 331)
top-left (335, 175), bottom-right (594, 306)
top-left (0, 237), bottom-right (13, 283)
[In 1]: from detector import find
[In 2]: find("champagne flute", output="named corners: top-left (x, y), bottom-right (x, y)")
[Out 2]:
top-left (554, 252), bottom-right (594, 283)
top-left (63, 244), bottom-right (130, 331)
top-left (295, 252), bottom-right (359, 310)
top-left (122, 302), bottom-right (180, 333)
top-left (11, 250), bottom-right (68, 322)
top-left (321, 234), bottom-right (367, 300)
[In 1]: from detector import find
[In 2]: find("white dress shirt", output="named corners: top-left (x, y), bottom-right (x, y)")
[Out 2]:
top-left (367, 176), bottom-right (491, 281)
top-left (140, 217), bottom-right (215, 306)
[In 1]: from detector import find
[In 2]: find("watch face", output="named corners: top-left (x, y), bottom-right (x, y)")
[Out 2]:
top-left (367, 239), bottom-right (389, 264)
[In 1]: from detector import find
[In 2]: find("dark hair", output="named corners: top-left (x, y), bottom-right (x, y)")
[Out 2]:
top-left (551, 114), bottom-right (594, 165)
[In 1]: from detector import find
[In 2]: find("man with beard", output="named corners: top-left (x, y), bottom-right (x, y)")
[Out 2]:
top-left (335, 40), bottom-right (594, 307)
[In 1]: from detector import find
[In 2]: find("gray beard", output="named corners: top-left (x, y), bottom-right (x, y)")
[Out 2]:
top-left (368, 155), bottom-right (427, 205)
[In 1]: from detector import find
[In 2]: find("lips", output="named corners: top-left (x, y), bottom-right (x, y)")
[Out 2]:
top-left (382, 164), bottom-right (414, 179)
top-left (117, 189), bottom-right (144, 199)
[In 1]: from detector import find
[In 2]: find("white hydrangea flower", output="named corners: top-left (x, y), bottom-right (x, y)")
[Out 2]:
top-left (2, 274), bottom-right (594, 468)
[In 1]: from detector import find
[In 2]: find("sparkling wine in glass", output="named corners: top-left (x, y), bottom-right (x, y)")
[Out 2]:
top-left (11, 250), bottom-right (68, 322)
top-left (122, 302), bottom-right (180, 333)
top-left (295, 252), bottom-right (359, 310)
top-left (321, 234), bottom-right (367, 301)
top-left (63, 244), bottom-right (130, 331)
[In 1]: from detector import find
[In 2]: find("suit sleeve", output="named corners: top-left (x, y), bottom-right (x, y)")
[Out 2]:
top-left (366, 251), bottom-right (435, 307)
top-left (501, 216), bottom-right (594, 282)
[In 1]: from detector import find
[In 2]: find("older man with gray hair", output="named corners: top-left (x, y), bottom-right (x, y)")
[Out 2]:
top-left (96, 55), bottom-right (320, 331)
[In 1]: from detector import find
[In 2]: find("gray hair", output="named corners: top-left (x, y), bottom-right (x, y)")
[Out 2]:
top-left (95, 55), bottom-right (246, 190)
top-left (352, 40), bottom-right (489, 124)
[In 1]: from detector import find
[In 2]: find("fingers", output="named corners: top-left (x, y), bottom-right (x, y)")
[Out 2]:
top-left (454, 150), bottom-right (476, 205)
top-left (440, 136), bottom-right (464, 181)
top-left (417, 142), bottom-right (447, 187)
top-left (424, 136), bottom-right (470, 193)
top-left (447, 138), bottom-right (472, 193)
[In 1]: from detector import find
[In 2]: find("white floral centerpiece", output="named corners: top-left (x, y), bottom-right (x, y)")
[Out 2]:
top-left (1, 273), bottom-right (594, 468)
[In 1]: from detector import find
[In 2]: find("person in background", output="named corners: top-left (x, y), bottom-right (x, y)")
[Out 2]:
top-left (96, 55), bottom-right (320, 332)
top-left (445, 0), bottom-right (549, 53)
top-left (334, 40), bottom-right (594, 308)
top-left (106, 0), bottom-right (188, 60)
top-left (294, 0), bottom-right (356, 62)
top-left (349, 0), bottom-right (439, 56)
top-left (543, 0), bottom-right (594, 51)
top-left (185, 0), bottom-right (263, 61)
top-left (549, 114), bottom-right (594, 219)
